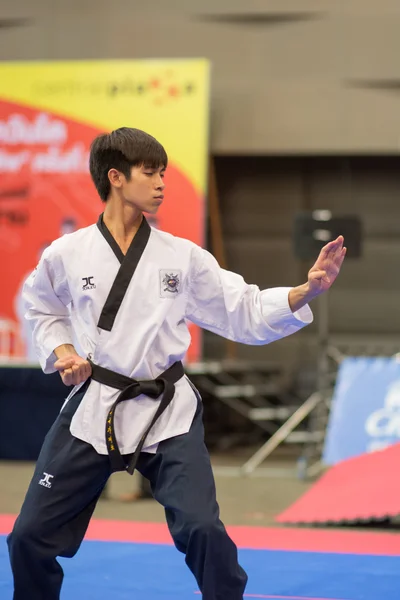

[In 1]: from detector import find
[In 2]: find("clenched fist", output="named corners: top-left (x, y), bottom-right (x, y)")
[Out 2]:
top-left (54, 344), bottom-right (92, 386)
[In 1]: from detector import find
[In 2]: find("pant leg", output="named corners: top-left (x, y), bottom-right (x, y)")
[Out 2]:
top-left (139, 474), bottom-right (153, 498)
top-left (136, 400), bottom-right (248, 600)
top-left (7, 383), bottom-right (111, 600)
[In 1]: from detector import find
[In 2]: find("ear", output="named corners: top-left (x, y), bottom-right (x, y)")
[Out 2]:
top-left (108, 168), bottom-right (123, 188)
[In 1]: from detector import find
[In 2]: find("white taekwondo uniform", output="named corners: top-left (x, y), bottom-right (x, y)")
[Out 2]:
top-left (22, 215), bottom-right (313, 457)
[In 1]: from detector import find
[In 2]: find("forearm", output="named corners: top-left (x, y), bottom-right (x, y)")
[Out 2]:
top-left (288, 283), bottom-right (314, 313)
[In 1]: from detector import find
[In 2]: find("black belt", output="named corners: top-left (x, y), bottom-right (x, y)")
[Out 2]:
top-left (88, 359), bottom-right (185, 475)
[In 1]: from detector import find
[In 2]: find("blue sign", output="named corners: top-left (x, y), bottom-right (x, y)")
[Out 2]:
top-left (323, 356), bottom-right (400, 465)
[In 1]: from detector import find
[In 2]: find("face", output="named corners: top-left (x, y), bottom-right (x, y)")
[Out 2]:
top-left (109, 164), bottom-right (166, 214)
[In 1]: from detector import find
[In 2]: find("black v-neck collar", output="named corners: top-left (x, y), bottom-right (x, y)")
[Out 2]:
top-left (96, 213), bottom-right (152, 331)
top-left (96, 214), bottom-right (125, 264)
top-left (97, 213), bottom-right (150, 265)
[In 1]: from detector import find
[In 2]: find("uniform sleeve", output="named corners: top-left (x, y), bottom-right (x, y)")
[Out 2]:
top-left (185, 246), bottom-right (313, 345)
top-left (22, 244), bottom-right (74, 373)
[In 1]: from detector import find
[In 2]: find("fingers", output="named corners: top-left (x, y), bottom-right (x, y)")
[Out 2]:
top-left (71, 362), bottom-right (91, 386)
top-left (309, 269), bottom-right (330, 284)
top-left (308, 241), bottom-right (346, 296)
top-left (338, 246), bottom-right (347, 265)
top-left (71, 364), bottom-right (81, 385)
top-left (59, 359), bottom-right (91, 387)
top-left (84, 361), bottom-right (92, 380)
top-left (320, 236), bottom-right (344, 259)
top-left (61, 367), bottom-right (74, 386)
top-left (330, 245), bottom-right (347, 270)
top-left (61, 366), bottom-right (80, 387)
top-left (333, 235), bottom-right (344, 246)
top-left (327, 236), bottom-right (343, 255)
top-left (79, 361), bottom-right (91, 383)
top-left (54, 357), bottom-right (75, 372)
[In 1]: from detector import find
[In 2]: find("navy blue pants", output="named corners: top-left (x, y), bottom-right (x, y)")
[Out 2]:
top-left (7, 383), bottom-right (247, 599)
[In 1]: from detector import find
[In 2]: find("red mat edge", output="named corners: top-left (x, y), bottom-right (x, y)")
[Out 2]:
top-left (1, 514), bottom-right (400, 555)
top-left (276, 443), bottom-right (400, 525)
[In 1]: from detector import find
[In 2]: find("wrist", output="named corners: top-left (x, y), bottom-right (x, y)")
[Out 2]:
top-left (288, 283), bottom-right (315, 313)
top-left (54, 344), bottom-right (76, 359)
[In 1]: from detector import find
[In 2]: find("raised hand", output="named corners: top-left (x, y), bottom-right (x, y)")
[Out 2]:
top-left (307, 236), bottom-right (347, 297)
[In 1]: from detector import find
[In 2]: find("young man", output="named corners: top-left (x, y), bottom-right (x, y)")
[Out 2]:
top-left (7, 128), bottom-right (346, 600)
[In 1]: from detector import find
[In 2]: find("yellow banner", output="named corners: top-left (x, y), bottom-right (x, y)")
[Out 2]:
top-left (0, 59), bottom-right (210, 193)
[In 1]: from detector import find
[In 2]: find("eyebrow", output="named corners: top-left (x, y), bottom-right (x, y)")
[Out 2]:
top-left (143, 165), bottom-right (166, 171)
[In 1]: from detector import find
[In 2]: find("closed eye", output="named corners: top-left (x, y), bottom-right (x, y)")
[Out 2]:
top-left (144, 169), bottom-right (166, 178)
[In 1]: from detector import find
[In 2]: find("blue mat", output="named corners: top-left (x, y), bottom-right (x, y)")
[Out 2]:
top-left (1, 536), bottom-right (399, 599)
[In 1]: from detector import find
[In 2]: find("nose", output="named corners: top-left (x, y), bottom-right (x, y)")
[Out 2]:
top-left (156, 177), bottom-right (165, 191)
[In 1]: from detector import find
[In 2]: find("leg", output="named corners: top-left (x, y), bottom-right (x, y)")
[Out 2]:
top-left (7, 384), bottom-right (111, 600)
top-left (137, 400), bottom-right (247, 600)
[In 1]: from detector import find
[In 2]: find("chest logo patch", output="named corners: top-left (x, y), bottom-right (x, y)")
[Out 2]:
top-left (82, 276), bottom-right (96, 291)
top-left (159, 269), bottom-right (182, 298)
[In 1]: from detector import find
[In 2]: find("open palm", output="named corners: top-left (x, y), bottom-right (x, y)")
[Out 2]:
top-left (307, 236), bottom-right (346, 297)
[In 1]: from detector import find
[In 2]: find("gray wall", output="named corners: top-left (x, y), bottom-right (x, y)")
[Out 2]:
top-left (205, 156), bottom-right (400, 383)
top-left (2, 0), bottom-right (400, 153)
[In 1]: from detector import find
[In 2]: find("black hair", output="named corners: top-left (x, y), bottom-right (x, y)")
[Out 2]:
top-left (89, 127), bottom-right (168, 202)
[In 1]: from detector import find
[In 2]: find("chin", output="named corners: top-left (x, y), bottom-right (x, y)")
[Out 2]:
top-left (145, 206), bottom-right (161, 215)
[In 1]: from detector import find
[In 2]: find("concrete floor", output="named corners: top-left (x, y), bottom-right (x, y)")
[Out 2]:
top-left (0, 451), bottom-right (311, 527)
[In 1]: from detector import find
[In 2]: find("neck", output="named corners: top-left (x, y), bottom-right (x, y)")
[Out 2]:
top-left (102, 197), bottom-right (143, 243)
